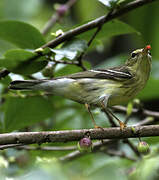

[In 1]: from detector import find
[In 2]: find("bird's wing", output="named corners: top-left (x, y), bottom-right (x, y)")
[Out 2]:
top-left (63, 66), bottom-right (132, 81)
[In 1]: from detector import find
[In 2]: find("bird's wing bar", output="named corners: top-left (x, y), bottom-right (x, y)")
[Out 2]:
top-left (96, 69), bottom-right (132, 79)
top-left (64, 68), bottom-right (132, 80)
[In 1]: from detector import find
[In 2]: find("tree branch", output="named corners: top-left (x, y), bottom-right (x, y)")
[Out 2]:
top-left (104, 149), bottom-right (136, 161)
top-left (0, 0), bottom-right (156, 79)
top-left (113, 105), bottom-right (159, 118)
top-left (0, 125), bottom-right (159, 146)
top-left (135, 117), bottom-right (155, 126)
top-left (41, 0), bottom-right (155, 49)
top-left (59, 139), bottom-right (136, 162)
top-left (42, 0), bottom-right (77, 35)
top-left (123, 139), bottom-right (141, 157)
top-left (59, 139), bottom-right (115, 162)
top-left (76, 25), bottom-right (103, 71)
top-left (103, 108), bottom-right (117, 127)
top-left (16, 145), bottom-right (77, 151)
top-left (102, 108), bottom-right (141, 157)
top-left (0, 143), bottom-right (25, 150)
top-left (0, 143), bottom-right (76, 151)
top-left (0, 69), bottom-right (10, 80)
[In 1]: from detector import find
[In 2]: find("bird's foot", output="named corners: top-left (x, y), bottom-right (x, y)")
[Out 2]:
top-left (119, 121), bottom-right (127, 131)
top-left (94, 125), bottom-right (104, 131)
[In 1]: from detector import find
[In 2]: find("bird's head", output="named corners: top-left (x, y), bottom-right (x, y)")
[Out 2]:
top-left (125, 45), bottom-right (152, 76)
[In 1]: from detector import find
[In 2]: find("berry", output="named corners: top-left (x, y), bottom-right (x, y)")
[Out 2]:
top-left (146, 45), bottom-right (151, 50)
top-left (77, 137), bottom-right (92, 152)
top-left (137, 141), bottom-right (150, 155)
top-left (56, 5), bottom-right (68, 17)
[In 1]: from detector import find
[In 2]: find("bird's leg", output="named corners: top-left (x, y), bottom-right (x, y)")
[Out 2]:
top-left (106, 108), bottom-right (126, 130)
top-left (100, 99), bottom-right (126, 130)
top-left (85, 103), bottom-right (103, 130)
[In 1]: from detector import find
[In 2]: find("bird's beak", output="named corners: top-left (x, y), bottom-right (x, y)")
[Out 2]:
top-left (142, 45), bottom-right (151, 55)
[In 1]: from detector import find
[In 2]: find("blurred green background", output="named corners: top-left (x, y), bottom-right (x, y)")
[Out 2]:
top-left (0, 0), bottom-right (159, 179)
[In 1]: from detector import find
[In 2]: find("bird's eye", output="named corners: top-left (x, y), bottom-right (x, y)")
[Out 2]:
top-left (131, 52), bottom-right (137, 58)
top-left (148, 50), bottom-right (151, 56)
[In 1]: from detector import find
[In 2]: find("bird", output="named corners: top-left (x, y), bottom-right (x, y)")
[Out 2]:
top-left (9, 45), bottom-right (152, 129)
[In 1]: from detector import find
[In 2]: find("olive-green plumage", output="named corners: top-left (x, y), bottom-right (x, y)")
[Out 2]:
top-left (9, 46), bottom-right (152, 109)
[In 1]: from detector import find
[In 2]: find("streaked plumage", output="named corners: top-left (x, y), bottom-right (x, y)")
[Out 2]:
top-left (9, 46), bottom-right (152, 109)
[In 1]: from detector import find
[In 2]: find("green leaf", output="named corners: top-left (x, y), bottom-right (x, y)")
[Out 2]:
top-left (3, 96), bottom-right (54, 132)
top-left (96, 55), bottom-right (125, 69)
top-left (55, 64), bottom-right (83, 77)
top-left (0, 39), bottom-right (16, 58)
top-left (51, 38), bottom-right (88, 60)
top-left (78, 20), bottom-right (139, 49)
top-left (126, 101), bottom-right (133, 117)
top-left (97, 20), bottom-right (140, 38)
top-left (130, 156), bottom-right (159, 180)
top-left (84, 154), bottom-right (129, 180)
top-left (137, 78), bottom-right (159, 100)
top-left (0, 75), bottom-right (11, 86)
top-left (54, 60), bottom-right (91, 78)
top-left (0, 20), bottom-right (45, 49)
top-left (0, 49), bottom-right (47, 75)
top-left (137, 60), bottom-right (159, 100)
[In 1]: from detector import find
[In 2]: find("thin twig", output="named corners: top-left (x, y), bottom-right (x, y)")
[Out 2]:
top-left (59, 150), bottom-right (81, 161)
top-left (41, 0), bottom-right (155, 49)
top-left (42, 0), bottom-right (77, 35)
top-left (123, 139), bottom-right (141, 157)
top-left (59, 139), bottom-right (115, 161)
top-left (0, 143), bottom-right (77, 151)
top-left (77, 25), bottom-right (103, 71)
top-left (112, 106), bottom-right (159, 119)
top-left (52, 59), bottom-right (79, 65)
top-left (59, 139), bottom-right (136, 162)
top-left (42, 14), bottom-right (58, 35)
top-left (16, 145), bottom-right (77, 151)
top-left (102, 108), bottom-right (117, 127)
top-left (105, 149), bottom-right (136, 161)
top-left (0, 143), bottom-right (25, 150)
top-left (135, 117), bottom-right (155, 126)
top-left (102, 108), bottom-right (140, 157)
top-left (124, 115), bottom-right (131, 124)
top-left (0, 69), bottom-right (10, 80)
top-left (1, 0), bottom-right (156, 79)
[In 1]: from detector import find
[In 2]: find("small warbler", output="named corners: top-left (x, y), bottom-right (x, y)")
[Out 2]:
top-left (9, 45), bottom-right (152, 129)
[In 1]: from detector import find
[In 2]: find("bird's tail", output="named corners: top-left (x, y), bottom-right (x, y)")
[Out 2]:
top-left (9, 80), bottom-right (45, 90)
top-left (9, 78), bottom-right (75, 94)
